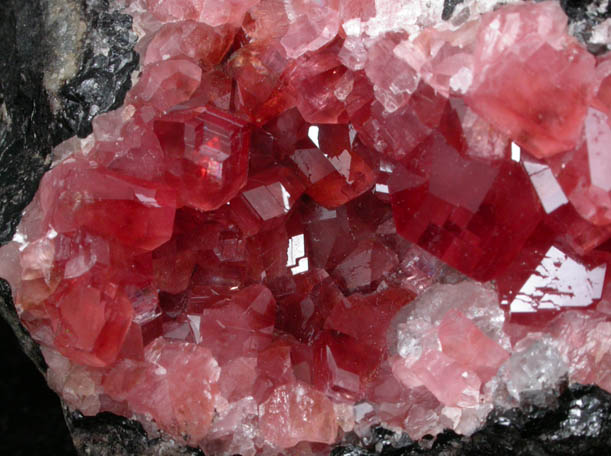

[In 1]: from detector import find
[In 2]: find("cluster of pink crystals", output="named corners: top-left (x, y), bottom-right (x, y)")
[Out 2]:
top-left (0, 1), bottom-right (610, 454)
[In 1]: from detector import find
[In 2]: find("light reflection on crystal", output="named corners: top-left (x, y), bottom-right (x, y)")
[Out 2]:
top-left (0, 0), bottom-right (609, 454)
top-left (511, 142), bottom-right (521, 162)
top-left (509, 246), bottom-right (606, 313)
top-left (523, 157), bottom-right (569, 214)
top-left (308, 125), bottom-right (320, 148)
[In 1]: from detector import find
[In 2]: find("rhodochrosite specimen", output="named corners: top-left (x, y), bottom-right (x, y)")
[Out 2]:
top-left (1, 0), bottom-right (610, 454)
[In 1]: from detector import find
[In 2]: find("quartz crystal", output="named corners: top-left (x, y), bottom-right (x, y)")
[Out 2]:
top-left (0, 1), bottom-right (609, 454)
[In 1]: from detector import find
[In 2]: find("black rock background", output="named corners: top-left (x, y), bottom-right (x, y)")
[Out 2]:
top-left (0, 0), bottom-right (610, 455)
top-left (0, 307), bottom-right (77, 455)
top-left (0, 0), bottom-right (138, 453)
top-left (333, 385), bottom-right (611, 456)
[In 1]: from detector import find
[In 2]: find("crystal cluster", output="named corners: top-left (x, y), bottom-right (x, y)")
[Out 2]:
top-left (0, 1), bottom-right (609, 454)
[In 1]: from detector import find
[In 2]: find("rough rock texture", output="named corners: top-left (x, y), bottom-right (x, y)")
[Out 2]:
top-left (334, 384), bottom-right (611, 456)
top-left (0, 0), bottom-right (54, 245)
top-left (57, 0), bottom-right (139, 137)
top-left (0, 0), bottom-right (138, 246)
top-left (1, 0), bottom-right (611, 455)
top-left (0, 0), bottom-right (137, 452)
top-left (0, 0), bottom-right (138, 370)
top-left (64, 409), bottom-right (205, 456)
top-left (560, 0), bottom-right (611, 54)
top-left (58, 384), bottom-right (611, 456)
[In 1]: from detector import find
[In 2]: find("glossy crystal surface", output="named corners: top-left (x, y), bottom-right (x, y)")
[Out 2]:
top-left (0, 1), bottom-right (609, 454)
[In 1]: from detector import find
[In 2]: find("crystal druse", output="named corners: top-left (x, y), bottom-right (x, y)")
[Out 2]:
top-left (0, 0), bottom-right (610, 454)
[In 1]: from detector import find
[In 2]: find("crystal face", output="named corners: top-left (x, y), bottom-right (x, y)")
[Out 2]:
top-left (154, 105), bottom-right (251, 210)
top-left (0, 1), bottom-right (609, 454)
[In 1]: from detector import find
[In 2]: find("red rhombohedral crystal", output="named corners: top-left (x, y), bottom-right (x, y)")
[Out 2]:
top-left (0, 1), bottom-right (609, 454)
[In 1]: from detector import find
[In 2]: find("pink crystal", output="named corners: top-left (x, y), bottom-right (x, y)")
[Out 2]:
top-left (402, 349), bottom-right (481, 407)
top-left (546, 311), bottom-right (611, 392)
top-left (154, 105), bottom-right (251, 210)
top-left (438, 310), bottom-right (509, 383)
top-left (54, 278), bottom-right (135, 367)
top-left (146, 0), bottom-right (258, 26)
top-left (1, 1), bottom-right (609, 454)
top-left (39, 159), bottom-right (176, 250)
top-left (276, 269), bottom-right (344, 344)
top-left (332, 239), bottom-right (398, 293)
top-left (228, 41), bottom-right (295, 124)
top-left (128, 59), bottom-right (203, 112)
top-left (143, 21), bottom-right (235, 68)
top-left (390, 132), bottom-right (543, 281)
top-left (326, 288), bottom-right (412, 355)
top-left (228, 166), bottom-right (306, 236)
top-left (289, 50), bottom-right (373, 124)
top-left (312, 330), bottom-right (382, 399)
top-left (259, 382), bottom-right (338, 448)
top-left (280, 0), bottom-right (342, 59)
top-left (402, 21), bottom-right (479, 98)
top-left (547, 108), bottom-right (611, 226)
top-left (594, 52), bottom-right (611, 117)
top-left (105, 339), bottom-right (220, 444)
top-left (290, 124), bottom-right (376, 208)
top-left (352, 98), bottom-right (431, 161)
top-left (199, 285), bottom-right (276, 363)
top-left (466, 1), bottom-right (597, 158)
top-left (365, 33), bottom-right (418, 112)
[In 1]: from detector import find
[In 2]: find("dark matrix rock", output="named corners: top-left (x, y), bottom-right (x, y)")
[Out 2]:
top-left (0, 0), bottom-right (138, 246)
top-left (333, 384), bottom-right (611, 456)
top-left (0, 0), bottom-right (137, 454)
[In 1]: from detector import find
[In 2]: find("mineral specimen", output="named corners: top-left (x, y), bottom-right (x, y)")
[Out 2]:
top-left (0, 0), bottom-right (610, 455)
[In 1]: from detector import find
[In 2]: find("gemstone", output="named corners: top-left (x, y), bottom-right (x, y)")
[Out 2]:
top-left (290, 125), bottom-right (376, 208)
top-left (153, 105), bottom-right (251, 210)
top-left (389, 132), bottom-right (543, 281)
top-left (1, 0), bottom-right (610, 454)
top-left (279, 0), bottom-right (342, 59)
top-left (128, 59), bottom-right (203, 112)
top-left (199, 284), bottom-right (276, 363)
top-left (546, 108), bottom-right (611, 226)
top-left (227, 41), bottom-right (294, 125)
top-left (438, 309), bottom-right (509, 384)
top-left (466, 1), bottom-right (597, 158)
top-left (146, 0), bottom-right (257, 26)
top-left (228, 166), bottom-right (306, 236)
top-left (143, 21), bottom-right (235, 68)
top-left (39, 158), bottom-right (176, 251)
top-left (289, 49), bottom-right (373, 124)
top-left (259, 382), bottom-right (338, 448)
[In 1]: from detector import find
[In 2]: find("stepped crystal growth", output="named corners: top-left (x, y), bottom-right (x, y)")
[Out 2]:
top-left (0, 1), bottom-right (610, 454)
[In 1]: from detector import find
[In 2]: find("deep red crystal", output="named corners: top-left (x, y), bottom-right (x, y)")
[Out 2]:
top-left (390, 132), bottom-right (543, 281)
top-left (1, 1), bottom-right (609, 453)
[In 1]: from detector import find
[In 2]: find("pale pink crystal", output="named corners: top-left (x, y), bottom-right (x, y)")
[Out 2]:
top-left (365, 33), bottom-right (419, 113)
top-left (146, 0), bottom-right (258, 26)
top-left (128, 59), bottom-right (203, 112)
top-left (2, 1), bottom-right (610, 454)
top-left (405, 349), bottom-right (481, 407)
top-left (547, 311), bottom-right (611, 392)
top-left (259, 382), bottom-right (338, 448)
top-left (142, 21), bottom-right (235, 67)
top-left (280, 0), bottom-right (342, 58)
top-left (547, 108), bottom-right (611, 226)
top-left (438, 310), bottom-right (509, 383)
top-left (104, 339), bottom-right (220, 445)
top-left (594, 52), bottom-right (611, 117)
top-left (466, 1), bottom-right (597, 158)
